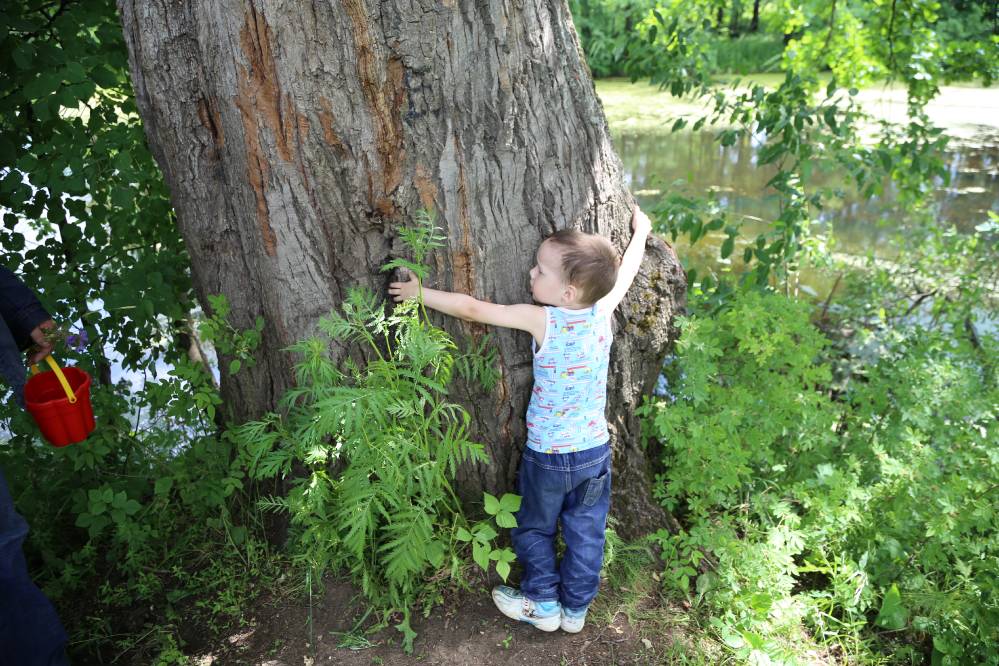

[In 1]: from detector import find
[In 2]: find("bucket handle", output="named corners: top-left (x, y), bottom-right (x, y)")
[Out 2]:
top-left (29, 356), bottom-right (77, 404)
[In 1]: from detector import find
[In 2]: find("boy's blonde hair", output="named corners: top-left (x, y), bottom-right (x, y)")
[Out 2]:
top-left (546, 229), bottom-right (621, 305)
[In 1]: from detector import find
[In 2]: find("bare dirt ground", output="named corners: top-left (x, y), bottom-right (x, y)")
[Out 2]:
top-left (186, 576), bottom-right (707, 666)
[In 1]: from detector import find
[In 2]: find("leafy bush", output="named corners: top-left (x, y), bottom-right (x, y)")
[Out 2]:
top-left (642, 284), bottom-right (999, 663)
top-left (707, 34), bottom-right (784, 74)
top-left (1, 297), bottom-right (273, 662)
top-left (569, 0), bottom-right (661, 77)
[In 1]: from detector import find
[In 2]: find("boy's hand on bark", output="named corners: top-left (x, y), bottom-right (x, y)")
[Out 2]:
top-left (388, 272), bottom-right (420, 302)
top-left (632, 205), bottom-right (652, 235)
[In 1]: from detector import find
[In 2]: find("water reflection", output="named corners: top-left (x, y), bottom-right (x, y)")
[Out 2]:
top-left (615, 129), bottom-right (999, 275)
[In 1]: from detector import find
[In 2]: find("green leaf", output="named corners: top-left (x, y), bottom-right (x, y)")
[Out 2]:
top-left (455, 527), bottom-right (473, 542)
top-left (395, 618), bottom-right (417, 655)
top-left (495, 511), bottom-right (517, 529)
top-left (90, 66), bottom-right (119, 88)
top-left (473, 523), bottom-right (497, 542)
top-left (496, 560), bottom-right (511, 582)
top-left (875, 584), bottom-right (908, 630)
top-left (63, 62), bottom-right (87, 83)
top-left (230, 526), bottom-right (247, 545)
top-left (741, 631), bottom-right (765, 650)
top-left (720, 236), bottom-right (734, 259)
top-left (12, 43), bottom-right (35, 70)
top-left (472, 540), bottom-right (490, 572)
top-left (23, 73), bottom-right (61, 99)
top-left (229, 359), bottom-right (242, 375)
top-left (426, 539), bottom-right (445, 568)
top-left (483, 492), bottom-right (500, 515)
top-left (154, 477), bottom-right (173, 496)
top-left (498, 493), bottom-right (521, 513)
top-left (720, 625), bottom-right (744, 649)
top-left (499, 547), bottom-right (516, 561)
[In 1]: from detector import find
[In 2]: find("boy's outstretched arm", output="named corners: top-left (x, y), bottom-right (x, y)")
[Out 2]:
top-left (389, 274), bottom-right (547, 344)
top-left (600, 205), bottom-right (653, 312)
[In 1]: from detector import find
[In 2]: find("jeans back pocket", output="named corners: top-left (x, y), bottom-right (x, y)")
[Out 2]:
top-left (581, 470), bottom-right (608, 507)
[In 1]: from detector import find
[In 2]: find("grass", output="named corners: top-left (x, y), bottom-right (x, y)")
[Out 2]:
top-left (594, 529), bottom-right (726, 663)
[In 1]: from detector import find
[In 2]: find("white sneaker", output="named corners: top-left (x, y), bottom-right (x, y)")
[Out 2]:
top-left (560, 606), bottom-right (588, 633)
top-left (491, 585), bottom-right (561, 632)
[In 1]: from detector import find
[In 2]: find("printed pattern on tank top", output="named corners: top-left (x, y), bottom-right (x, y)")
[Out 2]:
top-left (525, 305), bottom-right (612, 453)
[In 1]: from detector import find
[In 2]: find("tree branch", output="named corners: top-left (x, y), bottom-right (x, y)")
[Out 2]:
top-left (822, 0), bottom-right (838, 54)
top-left (887, 0), bottom-right (898, 71)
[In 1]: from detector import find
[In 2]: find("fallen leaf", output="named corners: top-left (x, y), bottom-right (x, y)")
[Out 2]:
top-left (642, 638), bottom-right (653, 650)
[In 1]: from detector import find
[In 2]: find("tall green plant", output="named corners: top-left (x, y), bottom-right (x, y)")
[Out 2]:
top-left (234, 212), bottom-right (513, 652)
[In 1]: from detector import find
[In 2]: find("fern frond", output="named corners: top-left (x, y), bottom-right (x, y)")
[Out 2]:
top-left (256, 494), bottom-right (290, 513)
top-left (232, 412), bottom-right (284, 478)
top-left (335, 471), bottom-right (381, 561)
top-left (378, 505), bottom-right (435, 585)
top-left (455, 334), bottom-right (501, 392)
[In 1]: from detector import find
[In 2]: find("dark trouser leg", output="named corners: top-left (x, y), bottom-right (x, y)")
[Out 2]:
top-left (559, 446), bottom-right (611, 611)
top-left (0, 469), bottom-right (69, 666)
top-left (510, 449), bottom-right (565, 603)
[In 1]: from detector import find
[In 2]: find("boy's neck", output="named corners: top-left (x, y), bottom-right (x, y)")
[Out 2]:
top-left (554, 301), bottom-right (594, 312)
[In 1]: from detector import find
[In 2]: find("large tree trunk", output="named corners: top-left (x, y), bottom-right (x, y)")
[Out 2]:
top-left (117, 0), bottom-right (686, 538)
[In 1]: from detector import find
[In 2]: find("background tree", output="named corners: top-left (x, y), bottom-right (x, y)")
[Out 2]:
top-left (115, 0), bottom-right (686, 537)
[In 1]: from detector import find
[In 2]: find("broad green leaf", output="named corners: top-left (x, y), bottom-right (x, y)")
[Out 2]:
top-left (472, 540), bottom-right (490, 572)
top-left (875, 584), bottom-right (908, 630)
top-left (720, 236), bottom-right (734, 259)
top-left (154, 477), bottom-right (173, 496)
top-left (483, 492), bottom-right (500, 515)
top-left (473, 523), bottom-right (497, 543)
top-left (498, 493), bottom-right (521, 513)
top-left (495, 511), bottom-right (517, 529)
top-left (425, 540), bottom-right (445, 568)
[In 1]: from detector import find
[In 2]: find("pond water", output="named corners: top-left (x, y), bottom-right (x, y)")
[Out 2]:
top-left (598, 79), bottom-right (999, 297)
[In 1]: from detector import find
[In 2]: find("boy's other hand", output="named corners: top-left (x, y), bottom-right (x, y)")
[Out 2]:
top-left (632, 205), bottom-right (652, 234)
top-left (27, 319), bottom-right (56, 364)
top-left (388, 271), bottom-right (420, 302)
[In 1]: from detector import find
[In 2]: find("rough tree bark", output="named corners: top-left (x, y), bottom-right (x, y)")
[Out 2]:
top-left (117, 0), bottom-right (686, 538)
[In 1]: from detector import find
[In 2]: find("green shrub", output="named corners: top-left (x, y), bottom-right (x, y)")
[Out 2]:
top-left (707, 34), bottom-right (784, 74)
top-left (1, 297), bottom-right (273, 662)
top-left (642, 286), bottom-right (999, 663)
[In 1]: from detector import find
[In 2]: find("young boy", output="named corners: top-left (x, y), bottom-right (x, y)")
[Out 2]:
top-left (389, 205), bottom-right (652, 633)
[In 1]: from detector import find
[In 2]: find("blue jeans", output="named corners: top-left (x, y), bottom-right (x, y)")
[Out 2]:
top-left (510, 443), bottom-right (611, 611)
top-left (0, 469), bottom-right (70, 666)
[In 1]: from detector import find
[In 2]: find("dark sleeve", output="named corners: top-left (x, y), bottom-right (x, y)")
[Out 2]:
top-left (0, 266), bottom-right (51, 350)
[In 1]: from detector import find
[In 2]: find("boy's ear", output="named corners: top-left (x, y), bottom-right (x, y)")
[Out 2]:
top-left (563, 283), bottom-right (578, 305)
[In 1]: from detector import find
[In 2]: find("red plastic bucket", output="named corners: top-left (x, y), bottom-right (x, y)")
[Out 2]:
top-left (24, 356), bottom-right (95, 447)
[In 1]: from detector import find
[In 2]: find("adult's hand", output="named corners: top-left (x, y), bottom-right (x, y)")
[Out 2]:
top-left (27, 319), bottom-right (56, 364)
